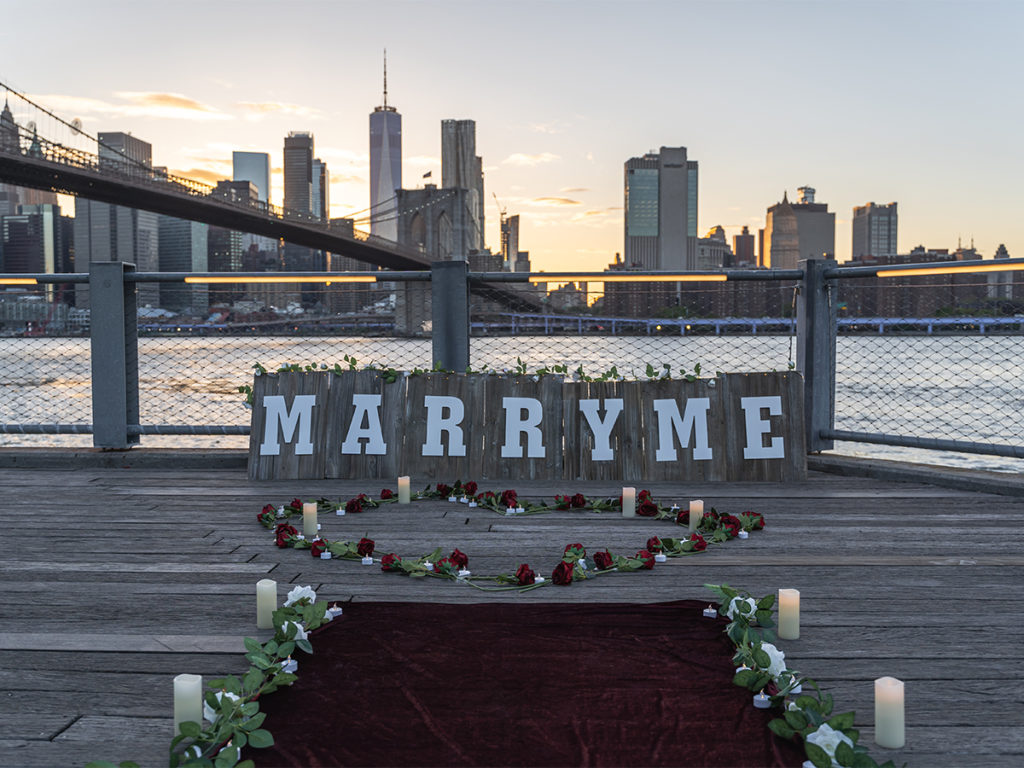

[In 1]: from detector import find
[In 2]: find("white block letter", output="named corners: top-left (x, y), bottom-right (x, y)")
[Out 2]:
top-left (579, 398), bottom-right (624, 461)
top-left (422, 395), bottom-right (467, 457)
top-left (500, 397), bottom-right (545, 459)
top-left (653, 398), bottom-right (713, 462)
top-left (741, 396), bottom-right (785, 459)
top-left (341, 394), bottom-right (387, 455)
top-left (259, 395), bottom-right (316, 456)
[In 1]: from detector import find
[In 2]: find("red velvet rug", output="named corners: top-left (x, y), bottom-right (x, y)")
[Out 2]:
top-left (246, 600), bottom-right (804, 768)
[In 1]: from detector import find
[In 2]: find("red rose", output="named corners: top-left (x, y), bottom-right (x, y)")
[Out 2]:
top-left (704, 509), bottom-right (720, 523)
top-left (484, 490), bottom-right (496, 500)
top-left (515, 563), bottom-right (536, 585)
top-left (380, 489), bottom-right (394, 500)
top-left (450, 548), bottom-right (469, 569)
top-left (592, 550), bottom-right (614, 570)
top-left (289, 498), bottom-right (303, 511)
top-left (563, 543), bottom-right (586, 559)
top-left (357, 537), bottom-right (375, 557)
top-left (381, 553), bottom-right (402, 571)
top-left (311, 538), bottom-right (329, 557)
top-left (638, 489), bottom-right (652, 502)
top-left (617, 495), bottom-right (623, 508)
top-left (500, 489), bottom-right (518, 508)
top-left (435, 556), bottom-right (457, 575)
top-left (554, 495), bottom-right (571, 510)
top-left (646, 536), bottom-right (663, 553)
top-left (676, 510), bottom-right (690, 527)
top-left (637, 500), bottom-right (659, 517)
top-left (552, 560), bottom-right (574, 585)
top-left (746, 511), bottom-right (765, 530)
top-left (720, 514), bottom-right (741, 538)
top-left (570, 493), bottom-right (587, 508)
top-left (436, 483), bottom-right (452, 497)
top-left (345, 497), bottom-right (363, 514)
top-left (636, 549), bottom-right (655, 569)
top-left (688, 533), bottom-right (707, 551)
top-left (275, 523), bottom-right (298, 548)
top-left (464, 481), bottom-right (478, 496)
top-left (257, 507), bottom-right (276, 526)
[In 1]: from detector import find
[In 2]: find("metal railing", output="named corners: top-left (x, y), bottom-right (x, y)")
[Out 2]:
top-left (2, 258), bottom-right (1023, 462)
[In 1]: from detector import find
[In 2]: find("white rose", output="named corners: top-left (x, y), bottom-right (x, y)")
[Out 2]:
top-left (806, 723), bottom-right (854, 767)
top-left (203, 690), bottom-right (240, 723)
top-left (284, 585), bottom-right (316, 607)
top-left (759, 642), bottom-right (787, 679)
top-left (725, 596), bottom-right (756, 620)
top-left (282, 621), bottom-right (308, 641)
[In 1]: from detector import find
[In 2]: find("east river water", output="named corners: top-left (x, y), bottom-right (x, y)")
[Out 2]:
top-left (1, 334), bottom-right (1021, 473)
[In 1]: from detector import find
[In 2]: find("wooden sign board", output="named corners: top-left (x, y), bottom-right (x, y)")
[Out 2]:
top-left (248, 371), bottom-right (806, 482)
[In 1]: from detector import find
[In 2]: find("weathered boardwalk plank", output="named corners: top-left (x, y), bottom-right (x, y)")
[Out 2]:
top-left (0, 464), bottom-right (1021, 767)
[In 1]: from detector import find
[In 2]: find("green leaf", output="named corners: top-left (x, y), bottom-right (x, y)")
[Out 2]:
top-left (247, 728), bottom-right (275, 749)
top-left (240, 701), bottom-right (259, 717)
top-left (240, 712), bottom-right (266, 731)
top-left (243, 637), bottom-right (261, 654)
top-left (828, 711), bottom-right (855, 731)
top-left (851, 754), bottom-right (878, 768)
top-left (242, 668), bottom-right (264, 694)
top-left (767, 718), bottom-right (795, 740)
top-left (732, 669), bottom-right (758, 689)
top-left (296, 638), bottom-right (313, 654)
top-left (795, 694), bottom-right (821, 712)
top-left (752, 647), bottom-right (771, 668)
top-left (784, 709), bottom-right (809, 730)
top-left (214, 745), bottom-right (240, 768)
top-left (835, 741), bottom-right (856, 766)
top-left (237, 762), bottom-right (256, 768)
top-left (277, 641), bottom-right (295, 658)
top-left (757, 594), bottom-right (776, 610)
top-left (804, 742), bottom-right (832, 768)
top-left (178, 720), bottom-right (202, 738)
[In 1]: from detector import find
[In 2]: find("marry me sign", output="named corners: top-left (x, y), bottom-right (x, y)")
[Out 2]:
top-left (247, 371), bottom-right (806, 482)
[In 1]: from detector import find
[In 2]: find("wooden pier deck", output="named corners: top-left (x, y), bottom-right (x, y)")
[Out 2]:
top-left (1, 463), bottom-right (1021, 767)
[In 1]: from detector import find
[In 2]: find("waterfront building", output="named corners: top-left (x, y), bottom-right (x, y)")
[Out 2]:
top-left (1, 203), bottom-right (60, 275)
top-left (370, 53), bottom-right (402, 242)
top-left (762, 186), bottom-right (835, 270)
top-left (696, 225), bottom-right (733, 269)
top-left (501, 214), bottom-right (520, 271)
top-left (623, 146), bottom-right (699, 271)
top-left (441, 119), bottom-right (484, 246)
top-left (312, 158), bottom-right (329, 222)
top-left (282, 132), bottom-right (316, 274)
top-left (74, 131), bottom-right (159, 307)
top-left (852, 202), bottom-right (898, 260)
top-left (733, 225), bottom-right (756, 267)
top-left (157, 216), bottom-right (208, 314)
top-left (232, 151), bottom-right (271, 204)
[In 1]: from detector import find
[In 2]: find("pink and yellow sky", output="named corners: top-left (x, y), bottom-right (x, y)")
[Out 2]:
top-left (3, 0), bottom-right (1020, 271)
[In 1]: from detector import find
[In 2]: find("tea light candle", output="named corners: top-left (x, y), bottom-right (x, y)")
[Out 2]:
top-left (459, 496), bottom-right (469, 503)
top-left (281, 657), bottom-right (298, 674)
top-left (424, 561), bottom-right (434, 571)
top-left (335, 507), bottom-right (346, 516)
top-left (738, 530), bottom-right (749, 539)
top-left (397, 476), bottom-right (411, 504)
top-left (579, 558), bottom-right (588, 570)
top-left (670, 503), bottom-right (679, 513)
top-left (535, 576), bottom-right (545, 583)
top-left (703, 605), bottom-right (718, 618)
top-left (361, 556), bottom-right (374, 565)
top-left (622, 487), bottom-right (636, 518)
top-left (753, 691), bottom-right (771, 709)
top-left (688, 500), bottom-right (703, 532)
top-left (173, 673), bottom-right (203, 733)
top-left (654, 553), bottom-right (668, 563)
top-left (468, 501), bottom-right (477, 508)
top-left (515, 506), bottom-right (525, 514)
top-left (778, 589), bottom-right (800, 640)
top-left (457, 569), bottom-right (471, 578)
top-left (506, 507), bottom-right (516, 516)
top-left (302, 502), bottom-right (318, 538)
top-left (256, 579), bottom-right (276, 629)
top-left (448, 495), bottom-right (457, 502)
top-left (875, 676), bottom-right (905, 748)
top-left (319, 552), bottom-right (332, 560)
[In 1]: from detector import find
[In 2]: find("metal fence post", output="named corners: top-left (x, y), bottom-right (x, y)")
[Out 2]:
top-left (431, 260), bottom-right (470, 371)
top-left (89, 261), bottom-right (140, 448)
top-left (796, 258), bottom-right (836, 452)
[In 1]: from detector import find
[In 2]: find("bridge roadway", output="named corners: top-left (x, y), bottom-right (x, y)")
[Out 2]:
top-left (0, 453), bottom-right (1020, 766)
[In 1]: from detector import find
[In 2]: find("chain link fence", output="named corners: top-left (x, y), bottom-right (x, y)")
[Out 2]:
top-left (833, 275), bottom-right (1024, 469)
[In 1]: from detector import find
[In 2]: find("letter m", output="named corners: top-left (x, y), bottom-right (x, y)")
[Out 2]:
top-left (652, 398), bottom-right (713, 462)
top-left (259, 395), bottom-right (317, 456)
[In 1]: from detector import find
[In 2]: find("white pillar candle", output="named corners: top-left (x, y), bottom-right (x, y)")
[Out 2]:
top-left (397, 476), bottom-right (411, 504)
top-left (778, 588), bottom-right (800, 640)
top-left (256, 579), bottom-right (276, 629)
top-left (875, 676), bottom-right (905, 749)
top-left (622, 487), bottom-right (636, 518)
top-left (688, 500), bottom-right (703, 532)
top-left (302, 502), bottom-right (318, 538)
top-left (173, 673), bottom-right (203, 733)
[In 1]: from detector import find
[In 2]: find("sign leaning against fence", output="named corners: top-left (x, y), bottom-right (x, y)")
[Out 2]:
top-left (247, 371), bottom-right (806, 482)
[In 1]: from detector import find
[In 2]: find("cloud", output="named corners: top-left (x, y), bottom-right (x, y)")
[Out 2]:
top-left (29, 92), bottom-right (230, 122)
top-left (329, 174), bottom-right (364, 184)
top-left (503, 152), bottom-right (560, 167)
top-left (530, 197), bottom-right (582, 207)
top-left (529, 120), bottom-right (569, 135)
top-left (170, 167), bottom-right (227, 185)
top-left (236, 101), bottom-right (323, 119)
top-left (560, 187), bottom-right (589, 193)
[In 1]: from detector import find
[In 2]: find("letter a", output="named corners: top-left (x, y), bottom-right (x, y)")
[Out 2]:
top-left (341, 394), bottom-right (387, 455)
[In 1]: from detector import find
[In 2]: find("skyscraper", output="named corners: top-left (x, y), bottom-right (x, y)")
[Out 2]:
top-left (75, 131), bottom-right (159, 307)
top-left (623, 147), bottom-right (698, 270)
top-left (733, 225), bottom-right (756, 267)
top-left (283, 132), bottom-right (314, 215)
top-left (232, 151), bottom-right (271, 204)
top-left (852, 202), bottom-right (898, 260)
top-left (762, 187), bottom-right (835, 269)
top-left (370, 52), bottom-right (402, 242)
top-left (441, 119), bottom-right (484, 247)
top-left (312, 158), bottom-right (329, 221)
top-left (158, 216), bottom-right (208, 314)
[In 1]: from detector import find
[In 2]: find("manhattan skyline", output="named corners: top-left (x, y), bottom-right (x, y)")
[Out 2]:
top-left (2, 0), bottom-right (1020, 272)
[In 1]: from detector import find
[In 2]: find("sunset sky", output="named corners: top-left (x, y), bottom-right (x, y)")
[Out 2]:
top-left (2, 0), bottom-right (1020, 272)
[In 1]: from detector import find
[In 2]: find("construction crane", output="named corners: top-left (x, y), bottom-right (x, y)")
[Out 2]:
top-left (493, 193), bottom-right (511, 267)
